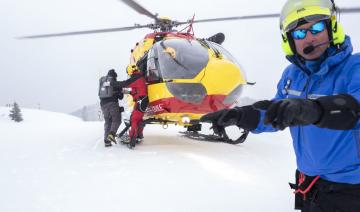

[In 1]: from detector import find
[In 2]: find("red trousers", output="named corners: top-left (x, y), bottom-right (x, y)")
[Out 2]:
top-left (129, 108), bottom-right (144, 139)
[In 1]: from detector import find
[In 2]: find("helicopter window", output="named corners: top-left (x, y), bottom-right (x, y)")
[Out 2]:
top-left (153, 39), bottom-right (209, 79)
top-left (146, 47), bottom-right (162, 83)
top-left (166, 82), bottom-right (207, 104)
top-left (223, 84), bottom-right (244, 105)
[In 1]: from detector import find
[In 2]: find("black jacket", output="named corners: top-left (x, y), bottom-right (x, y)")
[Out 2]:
top-left (100, 80), bottom-right (124, 106)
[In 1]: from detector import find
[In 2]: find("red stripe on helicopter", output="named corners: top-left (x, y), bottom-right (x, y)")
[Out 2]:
top-left (145, 95), bottom-right (231, 116)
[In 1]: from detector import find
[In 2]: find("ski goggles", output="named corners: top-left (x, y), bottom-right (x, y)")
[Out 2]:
top-left (291, 21), bottom-right (326, 40)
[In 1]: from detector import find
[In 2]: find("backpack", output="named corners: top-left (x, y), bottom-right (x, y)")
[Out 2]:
top-left (98, 76), bottom-right (116, 99)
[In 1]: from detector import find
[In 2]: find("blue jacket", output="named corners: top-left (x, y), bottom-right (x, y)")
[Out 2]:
top-left (253, 36), bottom-right (360, 184)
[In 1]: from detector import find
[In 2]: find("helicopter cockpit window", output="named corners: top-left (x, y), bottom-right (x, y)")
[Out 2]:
top-left (146, 47), bottom-right (162, 83)
top-left (152, 39), bottom-right (209, 79)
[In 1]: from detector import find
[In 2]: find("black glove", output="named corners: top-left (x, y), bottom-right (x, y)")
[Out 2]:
top-left (253, 94), bottom-right (359, 130)
top-left (200, 105), bottom-right (260, 131)
top-left (315, 94), bottom-right (359, 130)
top-left (253, 99), bottom-right (322, 130)
top-left (200, 109), bottom-right (227, 136)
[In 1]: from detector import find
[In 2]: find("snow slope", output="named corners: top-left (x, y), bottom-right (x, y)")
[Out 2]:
top-left (0, 107), bottom-right (296, 212)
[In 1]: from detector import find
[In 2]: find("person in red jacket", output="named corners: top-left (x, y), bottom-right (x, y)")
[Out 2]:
top-left (113, 65), bottom-right (148, 148)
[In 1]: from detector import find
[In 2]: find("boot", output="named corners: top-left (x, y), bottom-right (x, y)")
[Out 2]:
top-left (129, 136), bottom-right (137, 149)
top-left (104, 140), bottom-right (112, 147)
top-left (106, 132), bottom-right (117, 144)
top-left (136, 134), bottom-right (144, 144)
top-left (137, 134), bottom-right (144, 139)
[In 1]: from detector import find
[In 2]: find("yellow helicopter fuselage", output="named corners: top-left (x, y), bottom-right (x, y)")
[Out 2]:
top-left (127, 32), bottom-right (246, 126)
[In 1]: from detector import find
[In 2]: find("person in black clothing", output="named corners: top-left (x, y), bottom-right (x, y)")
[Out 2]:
top-left (99, 69), bottom-right (124, 147)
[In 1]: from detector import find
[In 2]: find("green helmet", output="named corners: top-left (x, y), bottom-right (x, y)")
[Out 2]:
top-left (279, 0), bottom-right (345, 56)
top-left (280, 0), bottom-right (335, 33)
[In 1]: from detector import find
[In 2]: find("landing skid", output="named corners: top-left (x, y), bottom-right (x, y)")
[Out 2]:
top-left (180, 129), bottom-right (249, 145)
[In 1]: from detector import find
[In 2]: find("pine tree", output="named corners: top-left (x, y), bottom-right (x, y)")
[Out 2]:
top-left (9, 102), bottom-right (23, 122)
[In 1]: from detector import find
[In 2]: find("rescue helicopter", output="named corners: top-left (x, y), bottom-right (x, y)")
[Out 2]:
top-left (19, 0), bottom-right (360, 144)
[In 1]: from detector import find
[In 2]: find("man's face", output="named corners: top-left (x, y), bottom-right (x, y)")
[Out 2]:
top-left (292, 21), bottom-right (330, 60)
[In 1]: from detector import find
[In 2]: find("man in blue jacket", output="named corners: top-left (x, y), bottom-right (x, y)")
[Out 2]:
top-left (201, 0), bottom-right (360, 211)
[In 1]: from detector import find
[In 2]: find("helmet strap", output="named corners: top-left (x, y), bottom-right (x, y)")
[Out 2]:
top-left (286, 31), bottom-right (297, 56)
top-left (324, 19), bottom-right (334, 46)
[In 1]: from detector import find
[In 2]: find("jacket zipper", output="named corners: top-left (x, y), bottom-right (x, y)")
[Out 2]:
top-left (304, 74), bottom-right (313, 98)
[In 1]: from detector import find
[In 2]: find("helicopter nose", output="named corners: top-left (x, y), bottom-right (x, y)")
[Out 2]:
top-left (201, 60), bottom-right (246, 106)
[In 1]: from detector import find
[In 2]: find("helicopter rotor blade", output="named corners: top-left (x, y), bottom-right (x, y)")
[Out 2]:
top-left (339, 7), bottom-right (360, 13)
top-left (17, 24), bottom-right (152, 39)
top-left (119, 0), bottom-right (159, 21)
top-left (190, 13), bottom-right (280, 24)
top-left (177, 6), bottom-right (360, 25)
top-left (17, 6), bottom-right (360, 39)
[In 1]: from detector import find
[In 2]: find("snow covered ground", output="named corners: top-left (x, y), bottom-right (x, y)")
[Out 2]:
top-left (0, 107), bottom-right (296, 212)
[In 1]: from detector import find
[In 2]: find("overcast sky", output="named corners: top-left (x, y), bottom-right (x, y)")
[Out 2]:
top-left (1, 0), bottom-right (360, 113)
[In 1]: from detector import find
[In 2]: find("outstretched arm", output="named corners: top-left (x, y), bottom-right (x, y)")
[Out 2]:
top-left (253, 94), bottom-right (360, 130)
top-left (111, 74), bottom-right (143, 88)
